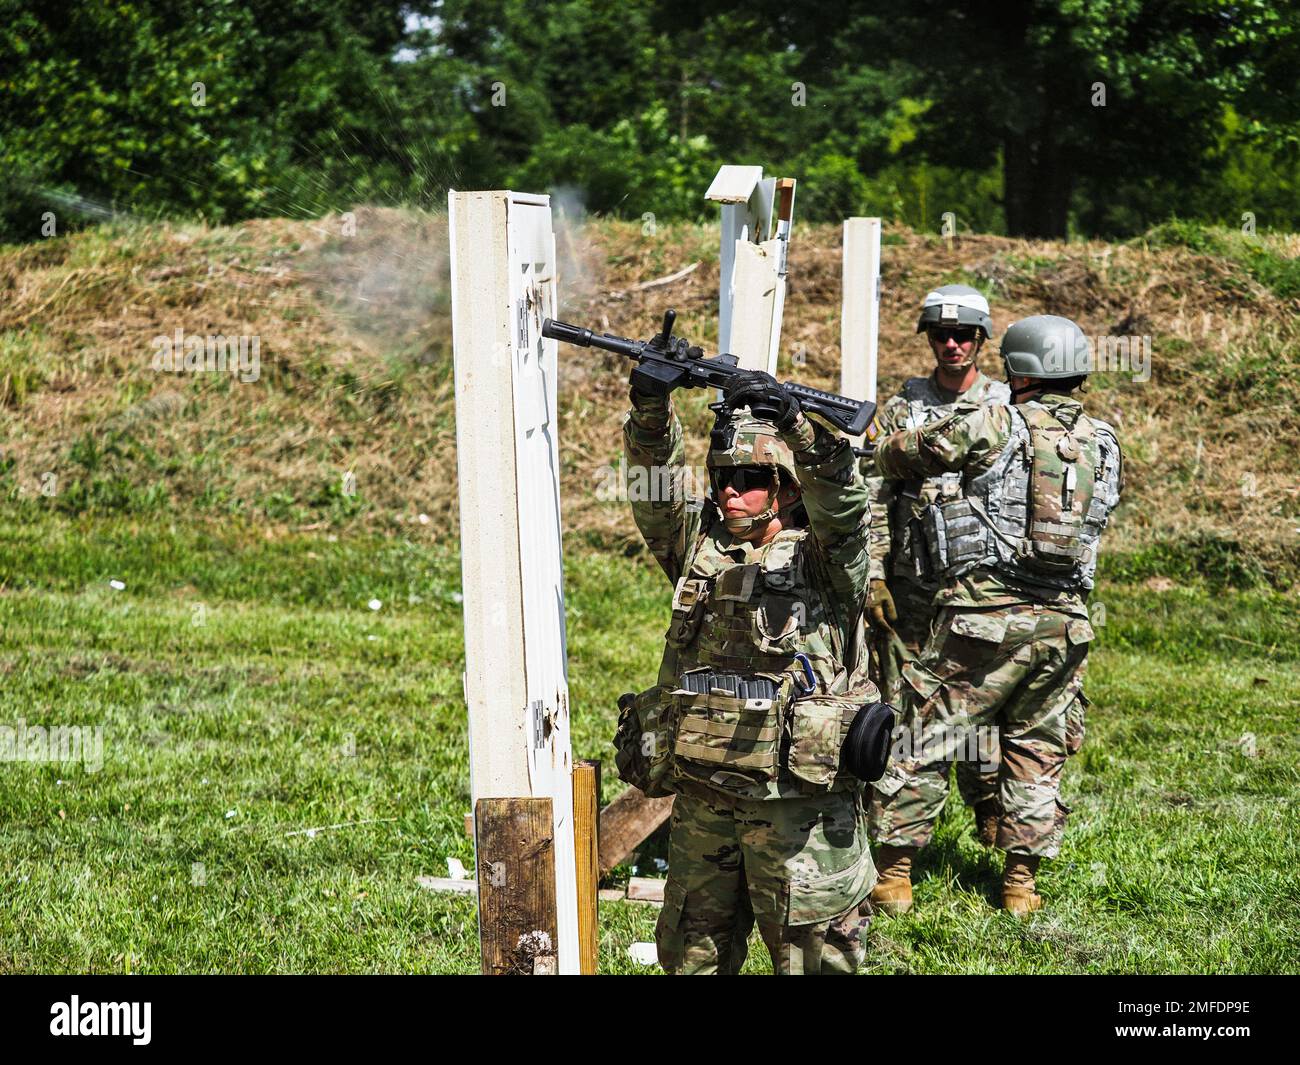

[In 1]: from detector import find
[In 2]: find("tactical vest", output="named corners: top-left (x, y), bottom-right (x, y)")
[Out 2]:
top-left (650, 519), bottom-right (866, 792)
top-left (919, 402), bottom-right (1121, 592)
top-left (890, 375), bottom-right (1010, 586)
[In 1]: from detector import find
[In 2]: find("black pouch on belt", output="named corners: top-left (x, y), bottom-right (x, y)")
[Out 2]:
top-left (841, 701), bottom-right (897, 783)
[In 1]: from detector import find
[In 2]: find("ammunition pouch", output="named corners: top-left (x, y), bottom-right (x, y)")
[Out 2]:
top-left (613, 686), bottom-right (677, 798)
top-left (787, 678), bottom-right (890, 789)
top-left (669, 670), bottom-right (790, 786)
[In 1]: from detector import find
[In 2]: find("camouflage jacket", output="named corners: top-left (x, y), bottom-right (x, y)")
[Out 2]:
top-left (872, 392), bottom-right (1124, 617)
top-left (623, 399), bottom-right (873, 799)
top-left (864, 370), bottom-right (1009, 585)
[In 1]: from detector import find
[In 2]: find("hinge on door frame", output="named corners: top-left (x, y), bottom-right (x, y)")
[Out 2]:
top-left (517, 299), bottom-right (529, 351)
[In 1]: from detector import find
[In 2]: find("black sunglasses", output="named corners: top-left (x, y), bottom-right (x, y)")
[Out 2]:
top-left (930, 327), bottom-right (978, 343)
top-left (714, 467), bottom-right (776, 493)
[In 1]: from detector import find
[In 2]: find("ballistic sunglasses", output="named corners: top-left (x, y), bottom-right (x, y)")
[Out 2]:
top-left (929, 326), bottom-right (978, 344)
top-left (714, 466), bottom-right (776, 493)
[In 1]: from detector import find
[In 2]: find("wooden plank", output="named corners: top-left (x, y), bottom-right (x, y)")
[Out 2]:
top-left (475, 797), bottom-right (558, 975)
top-left (840, 218), bottom-right (882, 433)
top-left (598, 787), bottom-right (675, 875)
top-left (731, 238), bottom-right (782, 372)
top-left (449, 190), bottom-right (531, 799)
top-left (572, 760), bottom-right (600, 975)
top-left (626, 877), bottom-right (666, 903)
top-left (705, 164), bottom-right (763, 204)
top-left (416, 876), bottom-right (476, 895)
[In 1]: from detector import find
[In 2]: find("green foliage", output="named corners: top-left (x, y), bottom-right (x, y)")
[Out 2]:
top-left (0, 1), bottom-right (1298, 241)
top-left (1141, 221), bottom-right (1300, 300)
top-left (508, 105), bottom-right (716, 220)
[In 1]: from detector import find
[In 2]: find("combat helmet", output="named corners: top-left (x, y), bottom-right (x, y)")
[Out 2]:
top-left (707, 409), bottom-right (800, 536)
top-left (916, 284), bottom-right (994, 339)
top-left (999, 315), bottom-right (1092, 397)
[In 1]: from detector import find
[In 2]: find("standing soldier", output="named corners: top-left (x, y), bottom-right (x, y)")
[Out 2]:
top-left (864, 286), bottom-right (1009, 911)
top-left (865, 316), bottom-right (1123, 914)
top-left (616, 364), bottom-right (883, 974)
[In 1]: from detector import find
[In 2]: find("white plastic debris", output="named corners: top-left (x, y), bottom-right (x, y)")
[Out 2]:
top-left (224, 809), bottom-right (237, 820)
top-left (627, 942), bottom-right (658, 966)
top-left (447, 857), bottom-right (469, 881)
top-left (652, 857), bottom-right (668, 872)
top-left (368, 598), bottom-right (382, 611)
top-left (109, 579), bottom-right (126, 591)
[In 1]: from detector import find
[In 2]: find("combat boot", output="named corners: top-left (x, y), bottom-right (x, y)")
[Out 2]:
top-left (869, 844), bottom-right (917, 914)
top-left (1001, 853), bottom-right (1042, 915)
top-left (972, 799), bottom-right (1000, 848)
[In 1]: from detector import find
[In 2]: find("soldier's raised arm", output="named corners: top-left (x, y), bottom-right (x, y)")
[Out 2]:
top-left (781, 413), bottom-right (872, 625)
top-left (861, 400), bottom-right (908, 583)
top-left (622, 390), bottom-right (702, 585)
top-left (874, 402), bottom-right (1014, 482)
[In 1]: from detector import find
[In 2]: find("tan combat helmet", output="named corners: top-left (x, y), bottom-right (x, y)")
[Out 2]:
top-left (707, 409), bottom-right (800, 535)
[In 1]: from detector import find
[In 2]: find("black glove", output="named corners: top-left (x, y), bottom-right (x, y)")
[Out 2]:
top-left (629, 362), bottom-right (673, 405)
top-left (723, 370), bottom-right (801, 431)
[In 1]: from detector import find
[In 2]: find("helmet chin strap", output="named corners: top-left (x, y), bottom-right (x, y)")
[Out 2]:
top-left (1005, 368), bottom-right (1044, 401)
top-left (935, 336), bottom-right (982, 372)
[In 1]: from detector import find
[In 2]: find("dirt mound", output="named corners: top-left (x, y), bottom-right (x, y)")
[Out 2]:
top-left (1, 209), bottom-right (1296, 583)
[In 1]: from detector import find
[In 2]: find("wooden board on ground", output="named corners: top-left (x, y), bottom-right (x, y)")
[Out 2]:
top-left (475, 797), bottom-right (558, 975)
top-left (598, 787), bottom-right (674, 875)
top-left (416, 876), bottom-right (476, 895)
top-left (626, 877), bottom-right (666, 903)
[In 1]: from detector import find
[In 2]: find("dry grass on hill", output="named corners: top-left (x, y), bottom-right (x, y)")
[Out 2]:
top-left (1, 207), bottom-right (1296, 582)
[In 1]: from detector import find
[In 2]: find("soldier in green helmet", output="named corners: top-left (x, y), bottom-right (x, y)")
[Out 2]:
top-left (616, 363), bottom-right (881, 974)
top-left (865, 315), bottom-right (1123, 914)
top-left (862, 286), bottom-right (1010, 903)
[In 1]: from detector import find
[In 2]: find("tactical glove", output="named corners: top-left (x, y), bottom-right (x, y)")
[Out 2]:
top-left (629, 365), bottom-right (671, 413)
top-left (866, 578), bottom-right (898, 632)
top-left (722, 370), bottom-right (801, 431)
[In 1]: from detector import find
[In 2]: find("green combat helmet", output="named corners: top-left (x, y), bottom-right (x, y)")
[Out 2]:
top-left (916, 284), bottom-right (993, 338)
top-left (707, 409), bottom-right (799, 536)
top-left (999, 314), bottom-right (1092, 398)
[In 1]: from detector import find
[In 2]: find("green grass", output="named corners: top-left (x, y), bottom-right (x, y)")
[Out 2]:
top-left (1, 516), bottom-right (1296, 973)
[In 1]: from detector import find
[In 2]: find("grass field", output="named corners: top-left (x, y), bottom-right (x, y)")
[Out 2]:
top-left (2, 515), bottom-right (1296, 974)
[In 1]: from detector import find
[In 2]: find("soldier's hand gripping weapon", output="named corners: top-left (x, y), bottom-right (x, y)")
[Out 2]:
top-left (541, 309), bottom-right (876, 436)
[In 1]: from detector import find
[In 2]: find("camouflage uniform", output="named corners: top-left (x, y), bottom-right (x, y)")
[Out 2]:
top-left (866, 392), bottom-right (1122, 858)
top-left (863, 371), bottom-right (1010, 828)
top-left (621, 398), bottom-right (878, 975)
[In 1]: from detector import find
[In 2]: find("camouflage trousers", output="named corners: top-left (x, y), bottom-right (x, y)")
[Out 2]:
top-left (656, 784), bottom-right (876, 975)
top-left (870, 576), bottom-right (999, 835)
top-left (867, 603), bottom-right (1091, 858)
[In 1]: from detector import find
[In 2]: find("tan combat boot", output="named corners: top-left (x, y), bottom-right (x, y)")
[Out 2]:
top-left (972, 799), bottom-right (1000, 848)
top-left (1001, 853), bottom-right (1042, 915)
top-left (870, 845), bottom-right (918, 914)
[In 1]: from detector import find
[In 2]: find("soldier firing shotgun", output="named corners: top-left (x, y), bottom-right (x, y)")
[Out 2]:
top-left (541, 309), bottom-right (876, 437)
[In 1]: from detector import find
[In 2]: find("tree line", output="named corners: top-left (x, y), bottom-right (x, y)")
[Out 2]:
top-left (2, 0), bottom-right (1298, 243)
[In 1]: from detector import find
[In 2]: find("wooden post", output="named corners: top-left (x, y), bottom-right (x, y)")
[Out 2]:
top-left (449, 189), bottom-right (579, 973)
top-left (572, 760), bottom-right (600, 974)
top-left (766, 178), bottom-right (797, 374)
top-left (730, 239), bottom-right (782, 371)
top-left (841, 217), bottom-right (882, 445)
top-left (475, 798), bottom-right (558, 975)
top-left (705, 165), bottom-right (774, 354)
